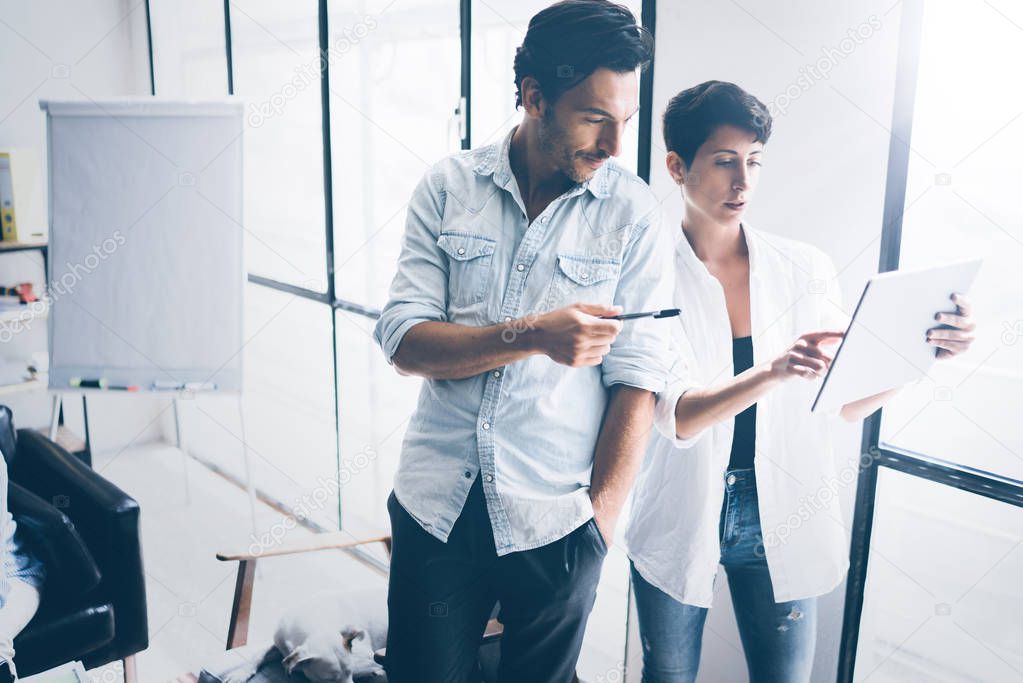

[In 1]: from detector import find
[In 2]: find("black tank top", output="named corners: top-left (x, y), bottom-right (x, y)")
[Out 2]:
top-left (728, 336), bottom-right (757, 470)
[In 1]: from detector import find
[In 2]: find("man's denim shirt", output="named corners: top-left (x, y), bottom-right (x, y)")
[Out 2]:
top-left (374, 127), bottom-right (674, 555)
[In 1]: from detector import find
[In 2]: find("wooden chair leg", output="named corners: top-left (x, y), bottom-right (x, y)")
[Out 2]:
top-left (122, 655), bottom-right (138, 683)
top-left (226, 558), bottom-right (257, 649)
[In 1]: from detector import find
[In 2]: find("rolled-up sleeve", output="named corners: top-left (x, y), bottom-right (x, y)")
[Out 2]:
top-left (653, 338), bottom-right (706, 448)
top-left (373, 170), bottom-right (449, 364)
top-left (601, 204), bottom-right (675, 392)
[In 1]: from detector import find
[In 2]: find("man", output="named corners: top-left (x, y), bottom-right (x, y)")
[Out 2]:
top-left (373, 2), bottom-right (673, 680)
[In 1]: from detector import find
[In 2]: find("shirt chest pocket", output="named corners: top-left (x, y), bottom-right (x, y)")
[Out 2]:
top-left (545, 254), bottom-right (620, 311)
top-left (437, 232), bottom-right (497, 309)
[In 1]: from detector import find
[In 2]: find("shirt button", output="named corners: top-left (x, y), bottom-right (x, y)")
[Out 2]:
top-left (503, 316), bottom-right (513, 322)
top-left (484, 474), bottom-right (494, 483)
top-left (540, 216), bottom-right (548, 224)
top-left (457, 247), bottom-right (466, 255)
top-left (580, 272), bottom-right (589, 280)
top-left (516, 263), bottom-right (525, 272)
top-left (726, 473), bottom-right (737, 486)
top-left (482, 421), bottom-right (491, 430)
top-left (492, 370), bottom-right (501, 378)
top-left (463, 470), bottom-right (472, 479)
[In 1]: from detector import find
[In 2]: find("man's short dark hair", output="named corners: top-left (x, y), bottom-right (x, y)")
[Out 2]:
top-left (662, 81), bottom-right (772, 169)
top-left (513, 0), bottom-right (653, 108)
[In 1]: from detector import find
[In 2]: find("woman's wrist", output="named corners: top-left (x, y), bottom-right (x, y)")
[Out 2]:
top-left (763, 359), bottom-right (790, 385)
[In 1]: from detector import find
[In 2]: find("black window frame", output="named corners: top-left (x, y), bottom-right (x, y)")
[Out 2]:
top-left (836, 0), bottom-right (1023, 679)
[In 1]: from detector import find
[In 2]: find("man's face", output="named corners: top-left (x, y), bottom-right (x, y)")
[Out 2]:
top-left (536, 67), bottom-right (640, 183)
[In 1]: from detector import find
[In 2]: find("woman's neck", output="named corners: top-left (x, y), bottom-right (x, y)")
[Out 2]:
top-left (681, 211), bottom-right (746, 265)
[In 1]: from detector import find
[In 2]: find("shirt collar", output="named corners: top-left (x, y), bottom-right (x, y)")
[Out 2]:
top-left (472, 126), bottom-right (612, 200)
top-left (675, 222), bottom-right (762, 279)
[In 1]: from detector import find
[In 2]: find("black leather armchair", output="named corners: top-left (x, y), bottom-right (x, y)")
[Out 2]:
top-left (2, 405), bottom-right (147, 681)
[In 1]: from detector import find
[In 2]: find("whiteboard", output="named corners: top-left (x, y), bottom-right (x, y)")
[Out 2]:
top-left (812, 259), bottom-right (982, 414)
top-left (41, 99), bottom-right (244, 392)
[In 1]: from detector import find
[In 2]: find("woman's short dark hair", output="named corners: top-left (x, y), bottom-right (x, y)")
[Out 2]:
top-left (513, 0), bottom-right (653, 108)
top-left (662, 81), bottom-right (772, 169)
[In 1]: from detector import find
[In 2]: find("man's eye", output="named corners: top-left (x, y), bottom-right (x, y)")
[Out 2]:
top-left (716, 159), bottom-right (734, 166)
top-left (586, 118), bottom-right (605, 124)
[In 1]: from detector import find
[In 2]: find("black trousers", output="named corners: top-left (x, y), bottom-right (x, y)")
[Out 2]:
top-left (384, 478), bottom-right (608, 683)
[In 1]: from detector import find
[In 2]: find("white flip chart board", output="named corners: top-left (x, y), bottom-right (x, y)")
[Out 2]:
top-left (41, 99), bottom-right (245, 392)
top-left (812, 259), bottom-right (982, 414)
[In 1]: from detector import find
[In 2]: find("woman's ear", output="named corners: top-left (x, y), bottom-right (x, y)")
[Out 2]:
top-left (666, 151), bottom-right (687, 187)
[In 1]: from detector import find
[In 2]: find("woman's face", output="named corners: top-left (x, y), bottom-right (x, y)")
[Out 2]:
top-left (668, 124), bottom-right (764, 229)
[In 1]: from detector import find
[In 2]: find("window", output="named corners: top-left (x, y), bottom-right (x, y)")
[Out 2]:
top-left (230, 1), bottom-right (329, 292)
top-left (853, 469), bottom-right (1023, 681)
top-left (841, 3), bottom-right (1023, 680)
top-left (334, 309), bottom-right (421, 535)
top-left (148, 0), bottom-right (227, 98)
top-left (877, 0), bottom-right (1023, 479)
top-left (328, 0), bottom-right (462, 308)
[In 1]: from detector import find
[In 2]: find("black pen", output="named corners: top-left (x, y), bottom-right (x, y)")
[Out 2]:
top-left (601, 308), bottom-right (681, 321)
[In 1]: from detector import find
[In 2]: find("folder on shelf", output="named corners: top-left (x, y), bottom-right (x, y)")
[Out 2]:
top-left (0, 152), bottom-right (17, 242)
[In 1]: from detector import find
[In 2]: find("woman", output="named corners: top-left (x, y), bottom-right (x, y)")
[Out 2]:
top-left (624, 81), bottom-right (975, 682)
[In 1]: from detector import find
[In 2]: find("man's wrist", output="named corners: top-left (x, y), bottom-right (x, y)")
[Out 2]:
top-left (503, 314), bottom-right (546, 356)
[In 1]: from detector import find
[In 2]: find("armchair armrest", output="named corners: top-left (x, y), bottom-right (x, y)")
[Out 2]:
top-left (215, 532), bottom-right (391, 650)
top-left (9, 428), bottom-right (147, 661)
top-left (8, 481), bottom-right (101, 602)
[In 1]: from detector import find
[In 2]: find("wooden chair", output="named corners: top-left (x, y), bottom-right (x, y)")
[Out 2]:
top-left (215, 531), bottom-right (505, 668)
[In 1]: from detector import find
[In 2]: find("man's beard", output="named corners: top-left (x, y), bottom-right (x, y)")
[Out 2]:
top-left (537, 108), bottom-right (593, 183)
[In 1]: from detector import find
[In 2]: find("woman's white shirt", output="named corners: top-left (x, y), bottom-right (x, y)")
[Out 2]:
top-left (625, 224), bottom-right (851, 608)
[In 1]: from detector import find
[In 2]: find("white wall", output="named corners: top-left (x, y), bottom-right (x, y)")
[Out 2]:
top-left (633, 1), bottom-right (904, 680)
top-left (0, 0), bottom-right (165, 449)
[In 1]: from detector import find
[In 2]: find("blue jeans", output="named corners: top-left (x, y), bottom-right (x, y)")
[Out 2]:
top-left (631, 468), bottom-right (817, 683)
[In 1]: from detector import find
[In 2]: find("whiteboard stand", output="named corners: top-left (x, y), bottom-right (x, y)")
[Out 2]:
top-left (48, 393), bottom-right (60, 441)
top-left (46, 391), bottom-right (258, 537)
top-left (47, 393), bottom-right (92, 465)
top-left (39, 97), bottom-right (254, 535)
top-left (170, 392), bottom-right (258, 536)
top-left (236, 395), bottom-right (258, 537)
top-left (171, 396), bottom-right (191, 506)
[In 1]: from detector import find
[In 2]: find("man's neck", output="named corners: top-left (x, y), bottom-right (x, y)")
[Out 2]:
top-left (508, 121), bottom-right (574, 212)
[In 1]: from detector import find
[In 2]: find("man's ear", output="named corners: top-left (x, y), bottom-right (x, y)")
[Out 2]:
top-left (519, 76), bottom-right (547, 118)
top-left (341, 627), bottom-right (367, 653)
top-left (666, 151), bottom-right (687, 186)
top-left (282, 645), bottom-right (312, 673)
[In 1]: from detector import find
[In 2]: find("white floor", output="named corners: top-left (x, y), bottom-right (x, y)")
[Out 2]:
top-left (88, 441), bottom-right (386, 683)
top-left (84, 438), bottom-right (633, 683)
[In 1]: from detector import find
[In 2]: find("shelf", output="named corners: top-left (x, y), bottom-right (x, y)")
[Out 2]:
top-left (0, 241), bottom-right (46, 253)
top-left (0, 301), bottom-right (47, 324)
top-left (0, 374), bottom-right (45, 397)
